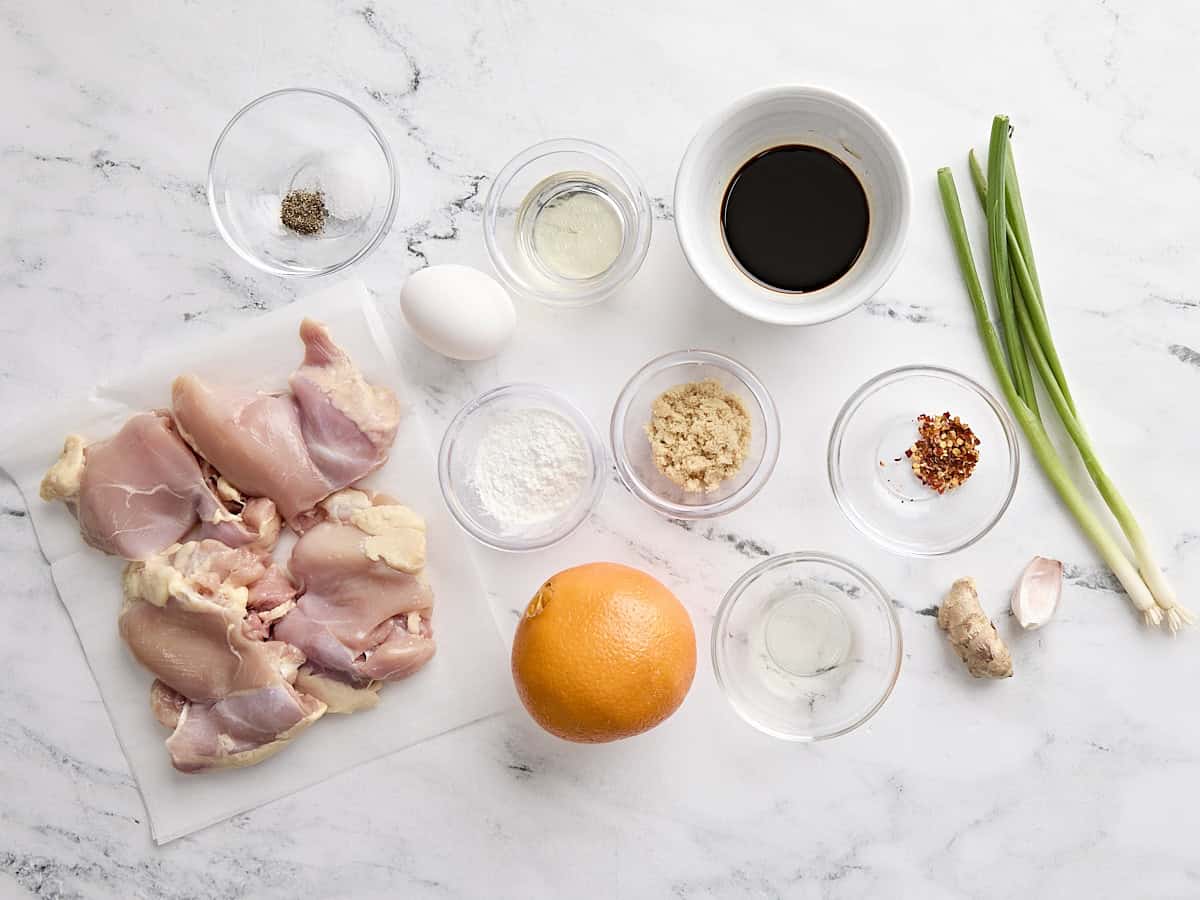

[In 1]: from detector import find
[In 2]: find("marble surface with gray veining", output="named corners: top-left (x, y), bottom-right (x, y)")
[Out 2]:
top-left (3, 1), bottom-right (1199, 897)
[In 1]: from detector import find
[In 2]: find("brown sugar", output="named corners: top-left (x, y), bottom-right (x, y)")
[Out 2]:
top-left (645, 379), bottom-right (752, 493)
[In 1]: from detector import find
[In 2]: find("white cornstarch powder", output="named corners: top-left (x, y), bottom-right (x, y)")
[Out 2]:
top-left (471, 408), bottom-right (590, 531)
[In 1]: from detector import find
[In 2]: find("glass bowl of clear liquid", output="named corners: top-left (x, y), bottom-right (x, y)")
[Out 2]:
top-left (483, 139), bottom-right (653, 307)
top-left (712, 552), bottom-right (902, 741)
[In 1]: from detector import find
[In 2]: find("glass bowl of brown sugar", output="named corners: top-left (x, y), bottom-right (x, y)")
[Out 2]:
top-left (828, 364), bottom-right (1019, 556)
top-left (611, 350), bottom-right (781, 519)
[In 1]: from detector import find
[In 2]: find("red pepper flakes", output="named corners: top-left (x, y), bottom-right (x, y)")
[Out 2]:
top-left (905, 412), bottom-right (981, 494)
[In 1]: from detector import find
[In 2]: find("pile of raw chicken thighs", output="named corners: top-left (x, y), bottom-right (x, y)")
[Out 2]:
top-left (39, 320), bottom-right (436, 773)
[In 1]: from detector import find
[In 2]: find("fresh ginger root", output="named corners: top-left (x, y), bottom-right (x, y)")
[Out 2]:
top-left (938, 578), bottom-right (1013, 679)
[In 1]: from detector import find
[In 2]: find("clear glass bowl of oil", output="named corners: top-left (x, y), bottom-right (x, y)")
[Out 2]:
top-left (712, 552), bottom-right (902, 741)
top-left (483, 139), bottom-right (652, 307)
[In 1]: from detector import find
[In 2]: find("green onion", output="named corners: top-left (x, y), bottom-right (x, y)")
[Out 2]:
top-left (937, 140), bottom-right (1190, 631)
top-left (969, 149), bottom-right (1076, 414)
top-left (966, 122), bottom-right (1190, 630)
top-left (983, 118), bottom-right (1039, 416)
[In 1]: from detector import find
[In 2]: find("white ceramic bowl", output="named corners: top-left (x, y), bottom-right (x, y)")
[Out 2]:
top-left (674, 85), bottom-right (911, 325)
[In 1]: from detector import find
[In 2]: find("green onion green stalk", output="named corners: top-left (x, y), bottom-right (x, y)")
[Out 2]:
top-left (937, 117), bottom-right (1191, 631)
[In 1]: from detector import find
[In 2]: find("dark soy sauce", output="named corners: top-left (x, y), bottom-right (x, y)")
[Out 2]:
top-left (721, 145), bottom-right (869, 293)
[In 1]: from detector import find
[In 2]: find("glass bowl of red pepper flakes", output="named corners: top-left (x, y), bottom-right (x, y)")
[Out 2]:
top-left (827, 365), bottom-right (1019, 556)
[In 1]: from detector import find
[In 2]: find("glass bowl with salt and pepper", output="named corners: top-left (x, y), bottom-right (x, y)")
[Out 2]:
top-left (208, 88), bottom-right (398, 277)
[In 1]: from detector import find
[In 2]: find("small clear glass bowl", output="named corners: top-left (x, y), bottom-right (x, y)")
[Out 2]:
top-left (611, 350), bottom-right (780, 519)
top-left (712, 552), bottom-right (902, 741)
top-left (483, 138), bottom-right (652, 307)
top-left (438, 384), bottom-right (607, 552)
top-left (208, 88), bottom-right (398, 278)
top-left (828, 365), bottom-right (1020, 557)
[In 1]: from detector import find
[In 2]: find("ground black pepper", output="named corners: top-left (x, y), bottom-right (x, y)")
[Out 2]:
top-left (281, 189), bottom-right (327, 235)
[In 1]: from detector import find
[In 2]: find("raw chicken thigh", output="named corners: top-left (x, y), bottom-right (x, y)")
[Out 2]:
top-left (274, 489), bottom-right (435, 712)
top-left (39, 412), bottom-right (279, 560)
top-left (172, 319), bottom-right (401, 526)
top-left (120, 540), bottom-right (325, 772)
top-left (43, 318), bottom-right (424, 774)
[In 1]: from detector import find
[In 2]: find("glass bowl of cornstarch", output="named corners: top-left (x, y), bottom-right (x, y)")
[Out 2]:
top-left (438, 384), bottom-right (607, 551)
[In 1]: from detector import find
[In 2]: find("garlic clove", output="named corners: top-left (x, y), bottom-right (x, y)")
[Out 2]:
top-left (1012, 556), bottom-right (1063, 629)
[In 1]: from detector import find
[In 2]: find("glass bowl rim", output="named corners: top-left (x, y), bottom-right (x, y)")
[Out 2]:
top-left (827, 363), bottom-right (1021, 557)
top-left (206, 86), bottom-right (399, 279)
top-left (610, 348), bottom-right (781, 519)
top-left (711, 550), bottom-right (903, 742)
top-left (437, 382), bottom-right (608, 552)
top-left (482, 137), bottom-right (653, 308)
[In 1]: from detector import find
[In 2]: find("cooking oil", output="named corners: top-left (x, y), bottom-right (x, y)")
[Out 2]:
top-left (516, 173), bottom-right (626, 281)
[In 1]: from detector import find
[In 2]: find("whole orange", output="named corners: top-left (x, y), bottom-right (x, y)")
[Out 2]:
top-left (511, 562), bottom-right (696, 743)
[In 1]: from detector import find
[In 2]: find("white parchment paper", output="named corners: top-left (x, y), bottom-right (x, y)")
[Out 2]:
top-left (0, 280), bottom-right (513, 844)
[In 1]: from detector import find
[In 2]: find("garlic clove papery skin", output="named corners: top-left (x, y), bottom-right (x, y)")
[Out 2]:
top-left (1012, 556), bottom-right (1063, 629)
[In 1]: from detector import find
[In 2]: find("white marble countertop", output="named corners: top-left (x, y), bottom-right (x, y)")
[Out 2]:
top-left (3, 0), bottom-right (1199, 896)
